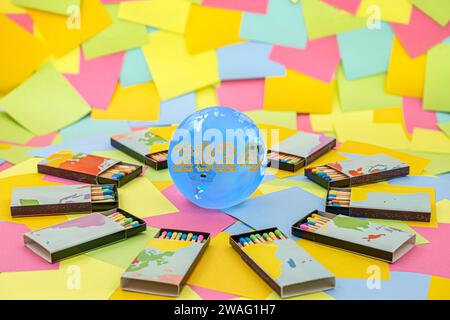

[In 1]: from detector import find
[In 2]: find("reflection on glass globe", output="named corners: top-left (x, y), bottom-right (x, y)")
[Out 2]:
top-left (168, 106), bottom-right (266, 209)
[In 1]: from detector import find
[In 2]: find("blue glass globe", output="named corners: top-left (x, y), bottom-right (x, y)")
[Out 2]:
top-left (168, 106), bottom-right (266, 209)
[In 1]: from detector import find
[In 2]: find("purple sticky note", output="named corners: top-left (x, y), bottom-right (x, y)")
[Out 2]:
top-left (0, 221), bottom-right (60, 272)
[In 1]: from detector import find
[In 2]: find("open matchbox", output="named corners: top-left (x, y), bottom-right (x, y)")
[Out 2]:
top-left (268, 132), bottom-right (336, 172)
top-left (326, 187), bottom-right (432, 222)
top-left (10, 184), bottom-right (118, 217)
top-left (292, 210), bottom-right (416, 263)
top-left (305, 154), bottom-right (410, 188)
top-left (121, 228), bottom-right (210, 297)
top-left (111, 129), bottom-right (169, 171)
top-left (23, 208), bottom-right (146, 263)
top-left (37, 150), bottom-right (142, 187)
top-left (230, 228), bottom-right (335, 298)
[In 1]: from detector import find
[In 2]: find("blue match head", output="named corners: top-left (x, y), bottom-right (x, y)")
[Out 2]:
top-left (239, 238), bottom-right (246, 244)
top-left (245, 237), bottom-right (252, 243)
top-left (192, 235), bottom-right (198, 241)
top-left (102, 189), bottom-right (113, 195)
top-left (181, 233), bottom-right (187, 240)
top-left (166, 232), bottom-right (172, 238)
top-left (101, 185), bottom-right (112, 189)
top-left (307, 221), bottom-right (316, 225)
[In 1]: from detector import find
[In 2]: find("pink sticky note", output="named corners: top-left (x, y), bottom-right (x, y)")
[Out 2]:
top-left (217, 79), bottom-right (265, 112)
top-left (297, 114), bottom-right (316, 133)
top-left (0, 162), bottom-right (13, 172)
top-left (321, 0), bottom-right (361, 14)
top-left (403, 98), bottom-right (439, 134)
top-left (189, 285), bottom-right (238, 300)
top-left (0, 221), bottom-right (60, 272)
top-left (270, 36), bottom-right (340, 83)
top-left (144, 185), bottom-right (236, 237)
top-left (391, 224), bottom-right (450, 279)
top-left (203, 0), bottom-right (269, 14)
top-left (43, 175), bottom-right (84, 185)
top-left (26, 132), bottom-right (58, 147)
top-left (391, 7), bottom-right (450, 58)
top-left (6, 14), bottom-right (33, 33)
top-left (65, 50), bottom-right (124, 110)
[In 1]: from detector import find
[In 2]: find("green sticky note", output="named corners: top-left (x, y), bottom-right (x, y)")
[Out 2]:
top-left (423, 44), bottom-right (450, 112)
top-left (0, 112), bottom-right (34, 144)
top-left (82, 4), bottom-right (149, 59)
top-left (302, 0), bottom-right (367, 40)
top-left (397, 149), bottom-right (450, 175)
top-left (438, 122), bottom-right (450, 137)
top-left (337, 67), bottom-right (402, 111)
top-left (0, 145), bottom-right (34, 164)
top-left (86, 228), bottom-right (158, 269)
top-left (1, 63), bottom-right (90, 136)
top-left (12, 0), bottom-right (80, 16)
top-left (410, 0), bottom-right (450, 26)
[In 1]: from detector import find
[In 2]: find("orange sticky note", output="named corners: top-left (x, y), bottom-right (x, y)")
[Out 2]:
top-left (264, 69), bottom-right (334, 114)
top-left (27, 0), bottom-right (111, 57)
top-left (92, 83), bottom-right (160, 121)
top-left (184, 4), bottom-right (243, 54)
top-left (386, 37), bottom-right (426, 98)
top-left (0, 14), bottom-right (48, 93)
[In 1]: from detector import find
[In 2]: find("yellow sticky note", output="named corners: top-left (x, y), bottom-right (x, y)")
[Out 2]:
top-left (0, 157), bottom-right (42, 179)
top-left (109, 284), bottom-right (201, 300)
top-left (0, 13), bottom-right (48, 93)
top-left (386, 37), bottom-right (426, 98)
top-left (0, 173), bottom-right (68, 230)
top-left (264, 69), bottom-right (334, 114)
top-left (245, 110), bottom-right (297, 130)
top-left (335, 121), bottom-right (410, 150)
top-left (196, 86), bottom-right (218, 110)
top-left (428, 276), bottom-right (450, 300)
top-left (0, 255), bottom-right (123, 299)
top-left (118, 177), bottom-right (178, 218)
top-left (92, 83), bottom-right (160, 121)
top-left (436, 199), bottom-right (450, 224)
top-left (184, 4), bottom-right (242, 54)
top-left (297, 239), bottom-right (390, 279)
top-left (52, 47), bottom-right (80, 75)
top-left (12, 0), bottom-right (80, 16)
top-left (118, 0), bottom-right (191, 34)
top-left (142, 31), bottom-right (220, 101)
top-left (187, 232), bottom-right (273, 299)
top-left (337, 140), bottom-right (430, 175)
top-left (356, 0), bottom-right (412, 24)
top-left (373, 106), bottom-right (405, 125)
top-left (0, 0), bottom-right (26, 13)
top-left (409, 128), bottom-right (450, 154)
top-left (148, 125), bottom-right (178, 142)
top-left (27, 0), bottom-right (111, 57)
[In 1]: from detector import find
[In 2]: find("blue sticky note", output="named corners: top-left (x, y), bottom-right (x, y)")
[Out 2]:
top-left (60, 116), bottom-right (130, 142)
top-left (338, 22), bottom-right (394, 80)
top-left (217, 42), bottom-right (285, 80)
top-left (240, 0), bottom-right (307, 49)
top-left (443, 36), bottom-right (450, 44)
top-left (28, 136), bottom-right (114, 158)
top-left (0, 158), bottom-right (5, 165)
top-left (388, 175), bottom-right (450, 201)
top-left (120, 48), bottom-right (153, 87)
top-left (437, 112), bottom-right (450, 124)
top-left (327, 272), bottom-right (430, 300)
top-left (223, 187), bottom-right (324, 236)
top-left (224, 222), bottom-right (254, 235)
